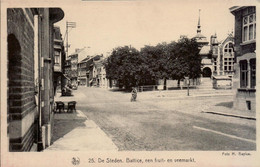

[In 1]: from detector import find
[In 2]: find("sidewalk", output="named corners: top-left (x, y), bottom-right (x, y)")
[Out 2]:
top-left (45, 93), bottom-right (118, 151)
top-left (138, 89), bottom-right (255, 120)
top-left (54, 90), bottom-right (86, 102)
top-left (203, 105), bottom-right (256, 120)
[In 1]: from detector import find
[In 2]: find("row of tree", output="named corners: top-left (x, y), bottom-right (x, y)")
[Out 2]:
top-left (104, 37), bottom-right (202, 90)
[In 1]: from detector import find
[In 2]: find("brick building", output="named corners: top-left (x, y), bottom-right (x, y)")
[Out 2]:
top-left (7, 8), bottom-right (64, 151)
top-left (230, 6), bottom-right (256, 112)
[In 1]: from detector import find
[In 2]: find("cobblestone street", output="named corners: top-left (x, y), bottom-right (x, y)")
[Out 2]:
top-left (49, 87), bottom-right (256, 151)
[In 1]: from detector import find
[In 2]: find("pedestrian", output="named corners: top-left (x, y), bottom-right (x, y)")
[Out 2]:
top-left (131, 87), bottom-right (137, 102)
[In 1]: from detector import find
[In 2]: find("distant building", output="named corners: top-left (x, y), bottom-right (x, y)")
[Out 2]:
top-left (230, 6), bottom-right (256, 112)
top-left (87, 55), bottom-right (104, 87)
top-left (7, 8), bottom-right (64, 151)
top-left (64, 57), bottom-right (71, 84)
top-left (53, 26), bottom-right (66, 94)
top-left (93, 58), bottom-right (109, 88)
top-left (78, 56), bottom-right (91, 86)
top-left (69, 48), bottom-right (89, 85)
top-left (192, 10), bottom-right (235, 89)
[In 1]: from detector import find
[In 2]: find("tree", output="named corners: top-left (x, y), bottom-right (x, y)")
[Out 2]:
top-left (104, 37), bottom-right (201, 90)
top-left (168, 37), bottom-right (201, 86)
top-left (104, 46), bottom-right (141, 89)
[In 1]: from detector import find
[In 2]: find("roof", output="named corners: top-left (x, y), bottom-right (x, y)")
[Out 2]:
top-left (211, 34), bottom-right (219, 45)
top-left (199, 45), bottom-right (211, 55)
top-left (70, 48), bottom-right (85, 56)
top-left (94, 60), bottom-right (103, 69)
top-left (194, 33), bottom-right (206, 38)
top-left (229, 6), bottom-right (245, 14)
top-left (220, 34), bottom-right (234, 45)
top-left (193, 33), bottom-right (208, 44)
top-left (79, 57), bottom-right (90, 63)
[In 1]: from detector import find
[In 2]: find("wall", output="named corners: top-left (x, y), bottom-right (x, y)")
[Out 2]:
top-left (231, 7), bottom-right (256, 112)
top-left (7, 8), bottom-right (37, 151)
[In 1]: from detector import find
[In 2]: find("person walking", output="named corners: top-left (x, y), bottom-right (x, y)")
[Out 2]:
top-left (131, 87), bottom-right (137, 102)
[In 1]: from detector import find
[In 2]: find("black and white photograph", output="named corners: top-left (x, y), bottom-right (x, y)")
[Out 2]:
top-left (1, 0), bottom-right (259, 166)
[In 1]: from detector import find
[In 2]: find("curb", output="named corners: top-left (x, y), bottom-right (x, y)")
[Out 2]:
top-left (202, 111), bottom-right (256, 120)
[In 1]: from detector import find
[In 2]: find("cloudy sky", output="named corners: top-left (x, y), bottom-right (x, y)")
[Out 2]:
top-left (50, 0), bottom-right (254, 56)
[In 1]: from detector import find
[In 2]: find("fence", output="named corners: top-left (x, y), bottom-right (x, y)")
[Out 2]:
top-left (137, 78), bottom-right (201, 92)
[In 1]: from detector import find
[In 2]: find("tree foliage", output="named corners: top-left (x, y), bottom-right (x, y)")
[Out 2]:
top-left (104, 37), bottom-right (201, 89)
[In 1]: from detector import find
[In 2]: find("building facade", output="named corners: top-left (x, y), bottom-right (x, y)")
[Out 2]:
top-left (193, 10), bottom-right (235, 89)
top-left (64, 57), bottom-right (71, 82)
top-left (78, 56), bottom-right (90, 86)
top-left (230, 6), bottom-right (256, 112)
top-left (7, 8), bottom-right (64, 151)
top-left (53, 26), bottom-right (66, 94)
top-left (69, 48), bottom-right (89, 85)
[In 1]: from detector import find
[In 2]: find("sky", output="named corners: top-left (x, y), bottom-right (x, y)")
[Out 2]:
top-left (53, 0), bottom-right (249, 56)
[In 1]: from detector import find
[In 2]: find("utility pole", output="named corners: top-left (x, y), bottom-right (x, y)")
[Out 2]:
top-left (65, 21), bottom-right (76, 58)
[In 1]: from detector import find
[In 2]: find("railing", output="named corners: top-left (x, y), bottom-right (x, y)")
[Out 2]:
top-left (137, 79), bottom-right (201, 92)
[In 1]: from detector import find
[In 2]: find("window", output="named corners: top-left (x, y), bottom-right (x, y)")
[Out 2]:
top-left (240, 60), bottom-right (248, 88)
top-left (55, 55), bottom-right (60, 64)
top-left (213, 58), bottom-right (217, 71)
top-left (223, 42), bottom-right (234, 72)
top-left (250, 59), bottom-right (256, 88)
top-left (243, 13), bottom-right (256, 42)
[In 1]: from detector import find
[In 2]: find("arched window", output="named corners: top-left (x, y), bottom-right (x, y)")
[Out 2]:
top-left (8, 34), bottom-right (22, 110)
top-left (223, 42), bottom-right (234, 72)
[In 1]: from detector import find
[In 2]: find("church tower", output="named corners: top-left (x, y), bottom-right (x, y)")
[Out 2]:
top-left (193, 9), bottom-right (209, 49)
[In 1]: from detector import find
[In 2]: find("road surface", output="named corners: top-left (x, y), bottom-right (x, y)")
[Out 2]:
top-left (74, 87), bottom-right (256, 151)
